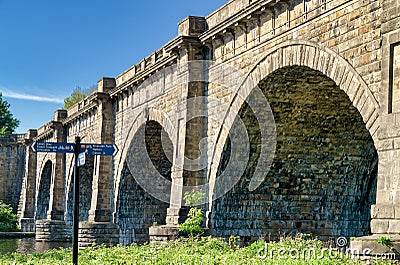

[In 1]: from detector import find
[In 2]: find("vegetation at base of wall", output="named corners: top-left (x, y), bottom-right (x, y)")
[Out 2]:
top-left (179, 190), bottom-right (205, 236)
top-left (0, 235), bottom-right (394, 265)
top-left (178, 207), bottom-right (204, 236)
top-left (0, 200), bottom-right (20, 232)
top-left (377, 236), bottom-right (393, 246)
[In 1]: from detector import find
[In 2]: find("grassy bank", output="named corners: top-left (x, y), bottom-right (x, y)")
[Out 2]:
top-left (0, 236), bottom-right (394, 264)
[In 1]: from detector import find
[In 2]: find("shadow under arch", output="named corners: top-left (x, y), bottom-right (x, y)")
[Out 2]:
top-left (113, 107), bottom-right (175, 210)
top-left (209, 65), bottom-right (378, 242)
top-left (115, 120), bottom-right (173, 245)
top-left (36, 160), bottom-right (52, 220)
top-left (65, 155), bottom-right (95, 226)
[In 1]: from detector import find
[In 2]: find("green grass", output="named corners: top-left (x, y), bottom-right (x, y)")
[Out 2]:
top-left (0, 236), bottom-right (395, 265)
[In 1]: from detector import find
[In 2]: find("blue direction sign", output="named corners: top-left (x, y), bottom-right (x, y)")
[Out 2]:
top-left (80, 143), bottom-right (118, 156)
top-left (31, 142), bottom-right (75, 153)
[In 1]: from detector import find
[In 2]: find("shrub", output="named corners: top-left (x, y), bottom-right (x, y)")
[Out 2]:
top-left (179, 190), bottom-right (205, 236)
top-left (0, 200), bottom-right (20, 232)
top-left (179, 207), bottom-right (203, 236)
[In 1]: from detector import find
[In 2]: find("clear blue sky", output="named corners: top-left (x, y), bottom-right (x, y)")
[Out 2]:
top-left (0, 0), bottom-right (227, 133)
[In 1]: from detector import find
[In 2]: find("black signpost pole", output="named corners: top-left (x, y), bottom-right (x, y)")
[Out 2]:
top-left (73, 136), bottom-right (81, 265)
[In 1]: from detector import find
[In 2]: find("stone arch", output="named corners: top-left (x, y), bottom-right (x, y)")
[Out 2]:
top-left (64, 129), bottom-right (97, 225)
top-left (208, 42), bottom-right (380, 241)
top-left (114, 107), bottom-right (175, 209)
top-left (36, 160), bottom-right (52, 220)
top-left (208, 40), bottom-right (380, 195)
top-left (65, 155), bottom-right (95, 226)
top-left (115, 120), bottom-right (173, 245)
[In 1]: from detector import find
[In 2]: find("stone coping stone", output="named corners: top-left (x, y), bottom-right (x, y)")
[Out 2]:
top-left (351, 234), bottom-right (400, 259)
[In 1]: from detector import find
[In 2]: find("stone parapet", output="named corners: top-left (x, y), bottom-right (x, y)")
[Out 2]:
top-left (178, 16), bottom-right (207, 37)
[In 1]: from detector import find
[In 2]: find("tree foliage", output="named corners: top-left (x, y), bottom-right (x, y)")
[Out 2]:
top-left (0, 93), bottom-right (20, 134)
top-left (63, 85), bottom-right (97, 110)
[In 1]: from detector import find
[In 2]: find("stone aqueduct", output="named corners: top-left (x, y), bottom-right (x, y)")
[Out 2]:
top-left (3, 0), bottom-right (400, 247)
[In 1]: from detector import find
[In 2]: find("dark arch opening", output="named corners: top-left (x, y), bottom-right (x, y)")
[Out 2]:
top-left (65, 155), bottom-right (95, 226)
top-left (37, 160), bottom-right (52, 220)
top-left (116, 120), bottom-right (173, 245)
top-left (210, 66), bottom-right (378, 242)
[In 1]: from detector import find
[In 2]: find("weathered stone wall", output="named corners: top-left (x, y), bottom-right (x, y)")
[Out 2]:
top-left (63, 94), bottom-right (102, 224)
top-left (0, 135), bottom-right (26, 212)
top-left (368, 0), bottom-right (400, 235)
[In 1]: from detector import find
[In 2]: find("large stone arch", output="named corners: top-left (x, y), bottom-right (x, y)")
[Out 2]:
top-left (208, 41), bottom-right (380, 241)
top-left (114, 119), bottom-right (174, 245)
top-left (208, 40), bottom-right (380, 195)
top-left (36, 160), bottom-right (52, 220)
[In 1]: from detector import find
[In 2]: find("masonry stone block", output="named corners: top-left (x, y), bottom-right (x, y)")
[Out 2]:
top-left (371, 204), bottom-right (395, 219)
top-left (371, 220), bottom-right (389, 234)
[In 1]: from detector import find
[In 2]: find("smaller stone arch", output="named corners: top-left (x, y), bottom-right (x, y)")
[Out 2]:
top-left (64, 130), bottom-right (97, 225)
top-left (36, 160), bottom-right (52, 220)
top-left (64, 154), bottom-right (76, 225)
top-left (65, 155), bottom-right (95, 226)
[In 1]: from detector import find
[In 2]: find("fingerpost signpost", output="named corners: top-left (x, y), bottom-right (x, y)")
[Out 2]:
top-left (31, 137), bottom-right (119, 265)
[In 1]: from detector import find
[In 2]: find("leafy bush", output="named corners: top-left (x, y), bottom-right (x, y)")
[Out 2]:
top-left (0, 200), bottom-right (20, 232)
top-left (179, 207), bottom-right (203, 236)
top-left (179, 190), bottom-right (205, 236)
